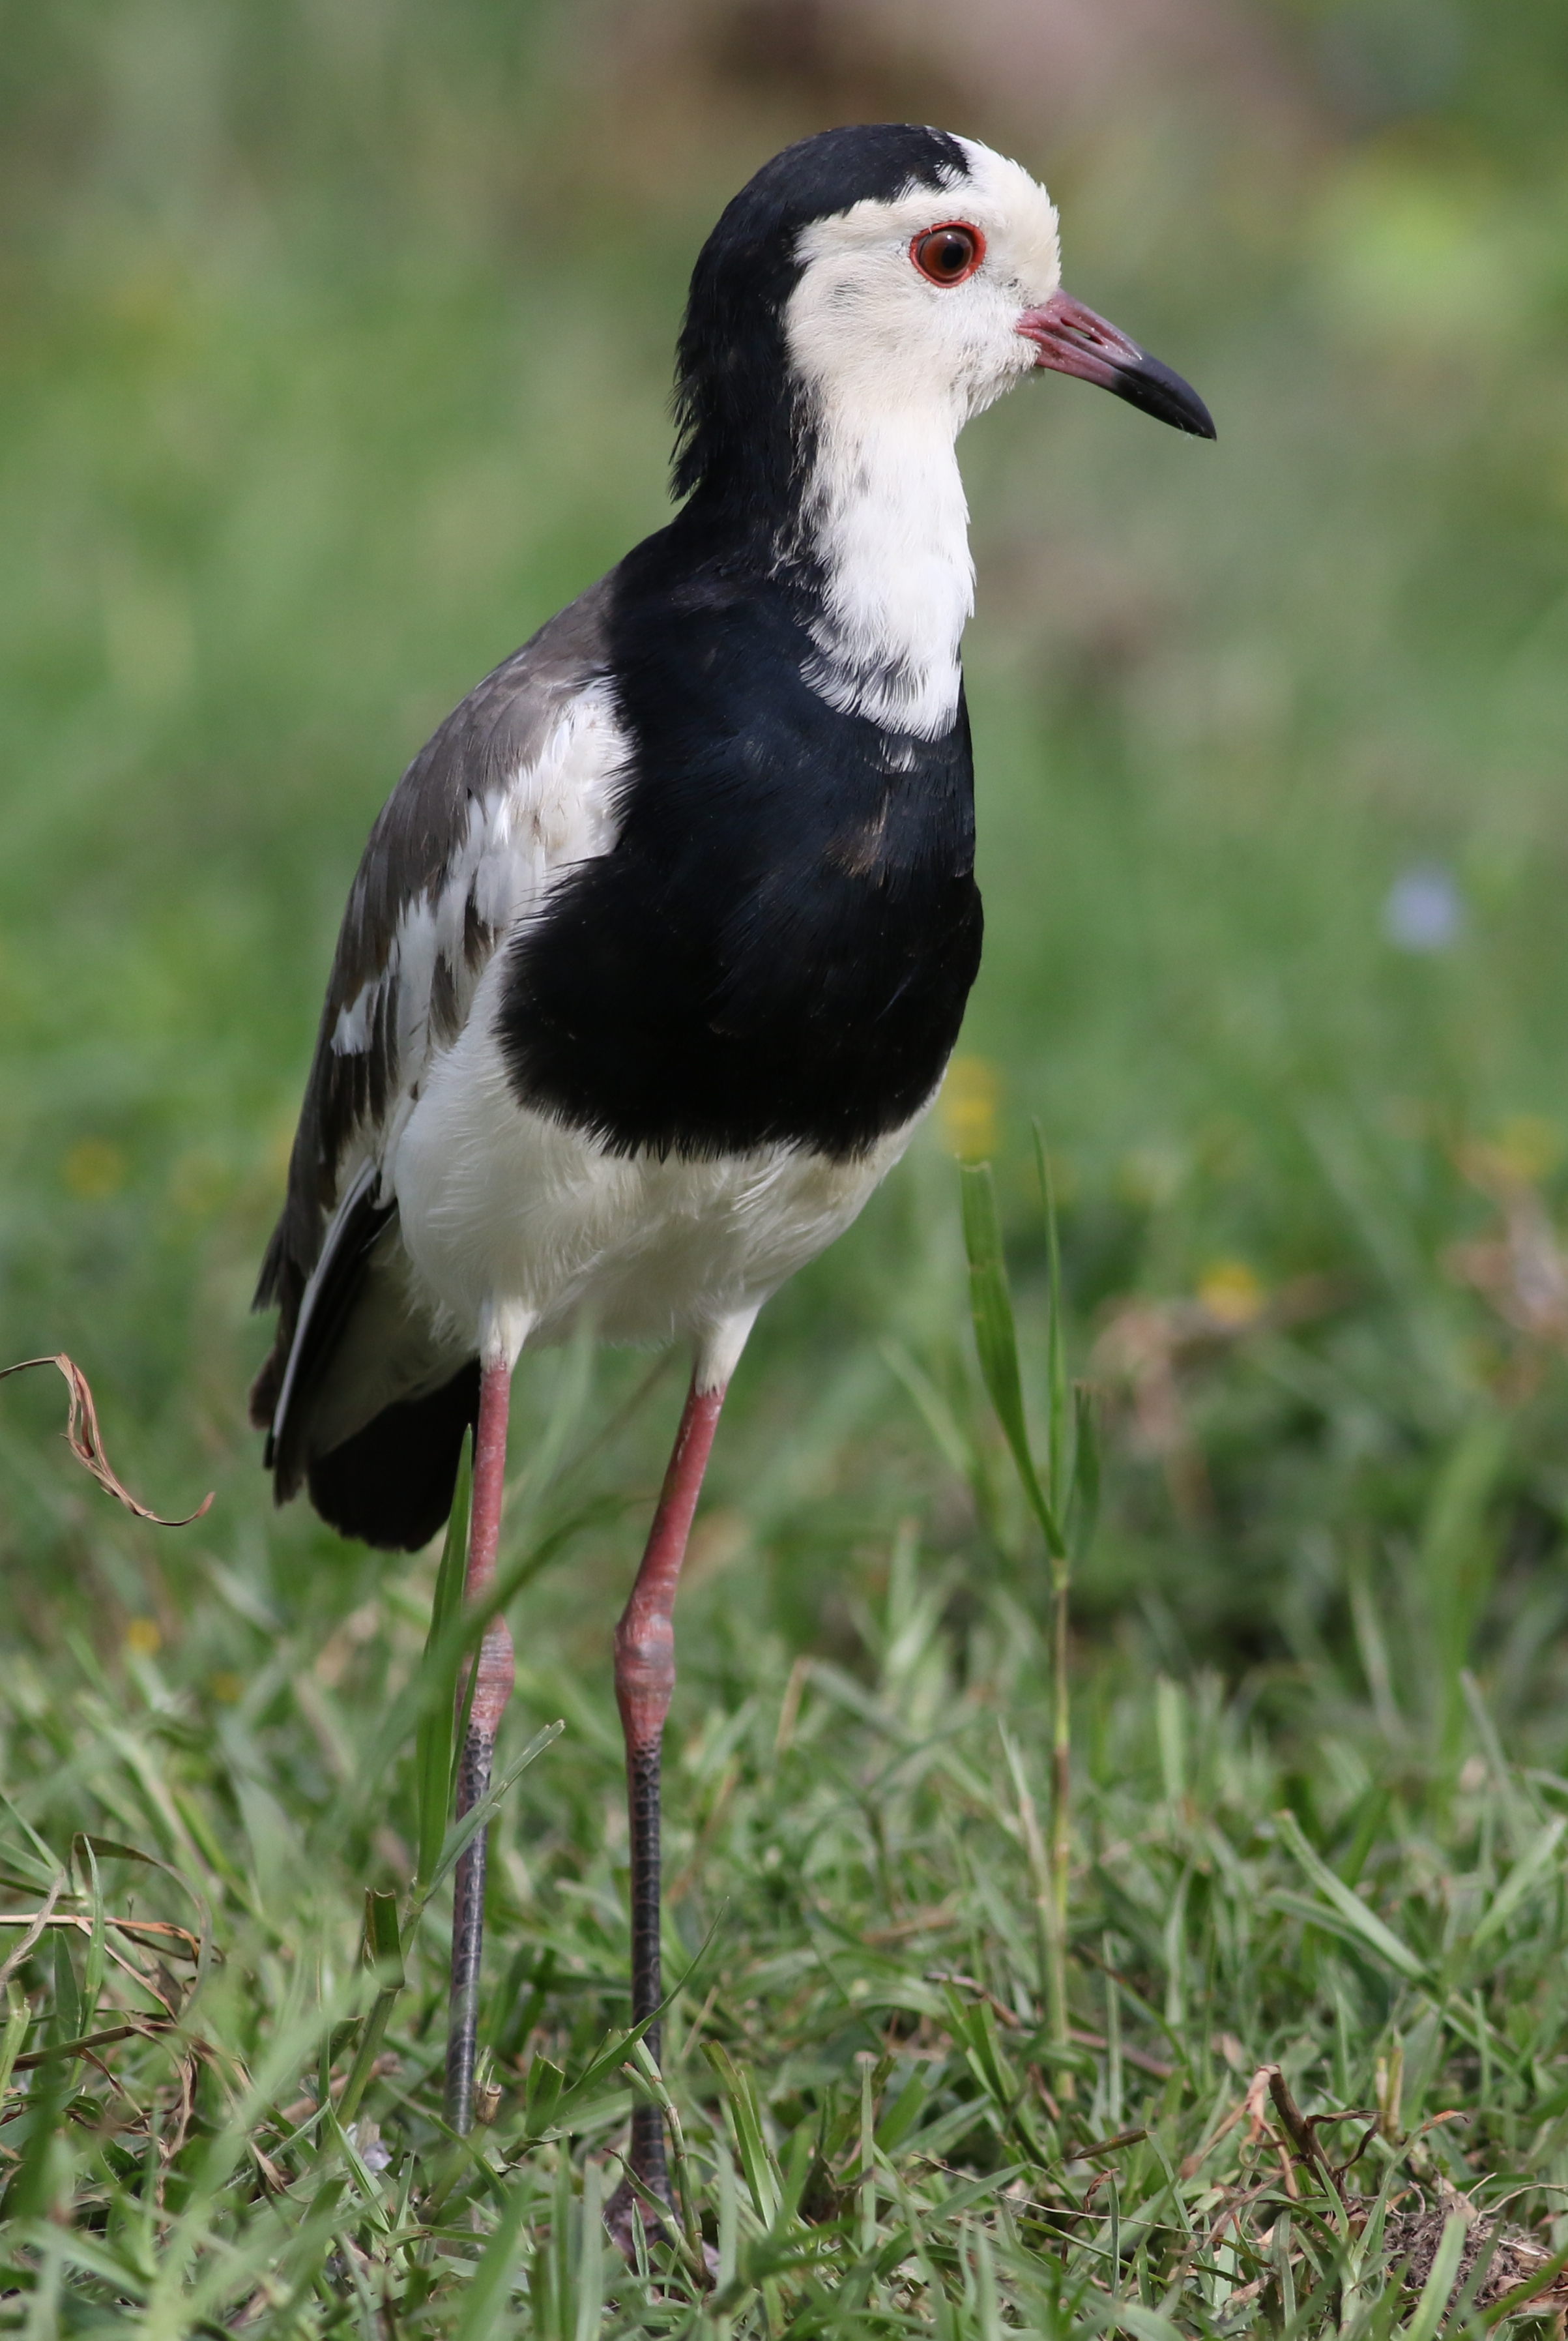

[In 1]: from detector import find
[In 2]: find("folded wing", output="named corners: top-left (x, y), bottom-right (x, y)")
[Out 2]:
top-left (251, 574), bottom-right (625, 1544)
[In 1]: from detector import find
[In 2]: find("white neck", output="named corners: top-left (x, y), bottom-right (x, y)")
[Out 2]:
top-left (796, 394), bottom-right (973, 741)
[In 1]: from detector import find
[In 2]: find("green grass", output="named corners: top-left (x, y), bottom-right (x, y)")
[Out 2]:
top-left (7, 0), bottom-right (1568, 2327)
top-left (9, 1371), bottom-right (1568, 2333)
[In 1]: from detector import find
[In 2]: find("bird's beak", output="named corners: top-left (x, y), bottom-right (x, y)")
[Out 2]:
top-left (1017, 290), bottom-right (1216, 440)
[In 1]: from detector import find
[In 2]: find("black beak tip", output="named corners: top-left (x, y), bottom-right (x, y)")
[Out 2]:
top-left (1179, 394), bottom-right (1218, 443)
top-left (1114, 352), bottom-right (1217, 442)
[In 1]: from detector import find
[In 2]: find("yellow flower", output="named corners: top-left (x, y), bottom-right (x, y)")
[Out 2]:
top-left (938, 1056), bottom-right (1000, 1161)
top-left (124, 1617), bottom-right (162, 1657)
top-left (209, 1671), bottom-right (244, 1705)
top-left (63, 1138), bottom-right (127, 1200)
top-left (1197, 1259), bottom-right (1265, 1328)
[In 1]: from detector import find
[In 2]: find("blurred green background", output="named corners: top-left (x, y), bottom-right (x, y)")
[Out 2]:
top-left (5, 0), bottom-right (1568, 1710)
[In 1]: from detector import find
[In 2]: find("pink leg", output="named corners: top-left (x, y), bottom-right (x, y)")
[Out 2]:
top-left (614, 1373), bottom-right (726, 2202)
top-left (444, 1356), bottom-right (517, 2132)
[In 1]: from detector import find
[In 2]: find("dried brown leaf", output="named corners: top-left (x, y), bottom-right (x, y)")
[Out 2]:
top-left (0, 1353), bottom-right (213, 1526)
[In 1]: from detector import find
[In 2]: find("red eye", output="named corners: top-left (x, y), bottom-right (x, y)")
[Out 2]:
top-left (911, 222), bottom-right (985, 286)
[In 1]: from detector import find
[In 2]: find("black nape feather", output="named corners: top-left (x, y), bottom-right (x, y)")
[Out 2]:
top-left (306, 1362), bottom-right (481, 1552)
top-left (671, 123), bottom-right (965, 519)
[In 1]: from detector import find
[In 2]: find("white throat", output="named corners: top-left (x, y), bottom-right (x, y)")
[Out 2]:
top-left (794, 396), bottom-right (974, 741)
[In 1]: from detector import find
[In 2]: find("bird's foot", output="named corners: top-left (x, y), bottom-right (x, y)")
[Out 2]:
top-left (603, 2168), bottom-right (674, 2263)
top-left (603, 2169), bottom-right (717, 2282)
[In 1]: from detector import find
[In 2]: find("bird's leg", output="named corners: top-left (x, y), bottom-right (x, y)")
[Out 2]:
top-left (444, 1353), bottom-right (516, 2133)
top-left (615, 1372), bottom-right (726, 2206)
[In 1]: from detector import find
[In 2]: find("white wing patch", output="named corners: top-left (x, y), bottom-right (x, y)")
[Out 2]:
top-left (328, 680), bottom-right (628, 1164)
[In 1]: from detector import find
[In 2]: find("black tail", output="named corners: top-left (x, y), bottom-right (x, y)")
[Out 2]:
top-left (254, 1175), bottom-right (476, 1553)
top-left (306, 1362), bottom-right (481, 1552)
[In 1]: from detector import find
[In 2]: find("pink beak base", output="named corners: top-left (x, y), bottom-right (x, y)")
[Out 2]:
top-left (1017, 289), bottom-right (1215, 439)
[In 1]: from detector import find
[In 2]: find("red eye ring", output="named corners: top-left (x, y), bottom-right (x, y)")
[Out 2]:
top-left (910, 221), bottom-right (985, 286)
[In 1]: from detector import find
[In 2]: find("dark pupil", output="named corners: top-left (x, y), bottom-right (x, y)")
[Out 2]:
top-left (930, 231), bottom-right (968, 276)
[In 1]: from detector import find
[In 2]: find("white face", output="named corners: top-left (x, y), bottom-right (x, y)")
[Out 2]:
top-left (783, 138), bottom-right (1061, 432)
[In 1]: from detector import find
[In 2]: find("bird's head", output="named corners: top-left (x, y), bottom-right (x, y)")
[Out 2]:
top-left (673, 124), bottom-right (1213, 522)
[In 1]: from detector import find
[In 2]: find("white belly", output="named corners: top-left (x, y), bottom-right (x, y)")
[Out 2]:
top-left (391, 966), bottom-right (924, 1375)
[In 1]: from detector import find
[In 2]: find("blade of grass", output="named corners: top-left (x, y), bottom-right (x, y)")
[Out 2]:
top-left (1035, 1128), bottom-right (1069, 1524)
top-left (336, 1888), bottom-right (405, 2132)
top-left (0, 1990), bottom-right (31, 2105)
top-left (1469, 1815), bottom-right (1567, 1951)
top-left (1275, 1810), bottom-right (1427, 1982)
top-left (450, 2172), bottom-right (534, 2341)
top-left (1399, 2211), bottom-right (1466, 2341)
top-left (959, 1162), bottom-right (1062, 1556)
top-left (415, 1720), bottom-right (564, 1914)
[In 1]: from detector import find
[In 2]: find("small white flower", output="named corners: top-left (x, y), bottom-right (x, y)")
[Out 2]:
top-left (1384, 862), bottom-right (1464, 952)
top-left (346, 2121), bottom-right (392, 2174)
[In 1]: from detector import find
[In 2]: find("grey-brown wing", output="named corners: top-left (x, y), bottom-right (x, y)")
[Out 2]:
top-left (250, 572), bottom-right (615, 1434)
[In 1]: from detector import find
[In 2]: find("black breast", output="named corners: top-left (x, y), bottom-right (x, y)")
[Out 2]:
top-left (497, 527), bottom-right (983, 1161)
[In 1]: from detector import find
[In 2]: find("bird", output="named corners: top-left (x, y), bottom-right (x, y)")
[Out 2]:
top-left (250, 121), bottom-right (1213, 2213)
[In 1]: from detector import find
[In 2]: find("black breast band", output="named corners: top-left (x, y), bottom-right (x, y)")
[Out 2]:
top-left (497, 528), bottom-right (983, 1162)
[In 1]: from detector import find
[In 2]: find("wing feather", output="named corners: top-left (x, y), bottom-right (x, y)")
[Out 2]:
top-left (251, 571), bottom-right (621, 1440)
